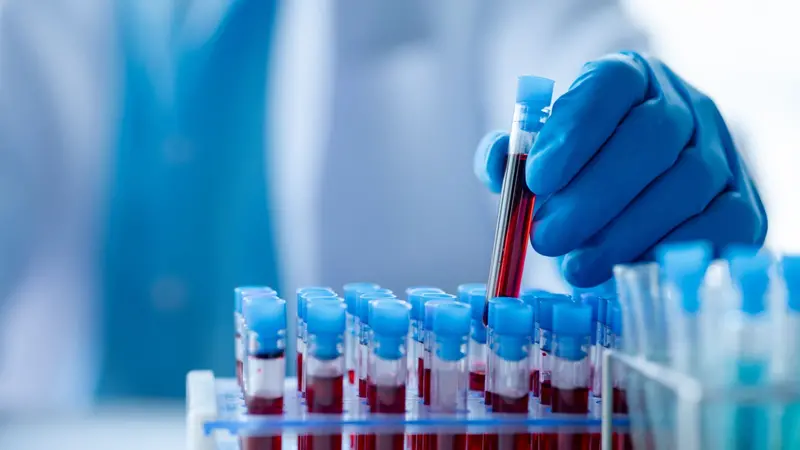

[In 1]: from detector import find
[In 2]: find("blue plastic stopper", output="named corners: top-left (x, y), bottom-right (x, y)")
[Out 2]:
top-left (370, 300), bottom-right (411, 360)
top-left (245, 297), bottom-right (287, 355)
top-left (235, 286), bottom-right (277, 314)
top-left (657, 241), bottom-right (712, 315)
top-left (344, 282), bottom-right (381, 315)
top-left (358, 290), bottom-right (396, 325)
top-left (728, 247), bottom-right (772, 315)
top-left (783, 256), bottom-right (800, 312)
top-left (408, 288), bottom-right (446, 321)
top-left (457, 283), bottom-right (486, 305)
top-left (516, 76), bottom-right (555, 108)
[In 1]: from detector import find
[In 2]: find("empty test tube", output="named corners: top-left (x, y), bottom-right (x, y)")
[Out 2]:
top-left (422, 294), bottom-right (458, 405)
top-left (235, 286), bottom-right (276, 389)
top-left (468, 288), bottom-right (488, 393)
top-left (430, 302), bottom-right (471, 450)
top-left (344, 283), bottom-right (381, 385)
top-left (408, 287), bottom-right (445, 397)
top-left (243, 295), bottom-right (287, 450)
top-left (357, 289), bottom-right (396, 399)
top-left (305, 300), bottom-right (347, 450)
top-left (366, 299), bottom-right (411, 450)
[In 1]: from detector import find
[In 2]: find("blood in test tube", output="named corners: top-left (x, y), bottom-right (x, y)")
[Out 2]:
top-left (544, 302), bottom-right (593, 450)
top-left (300, 290), bottom-right (340, 398)
top-left (609, 304), bottom-right (632, 450)
top-left (429, 302), bottom-right (472, 450)
top-left (298, 288), bottom-right (336, 392)
top-left (521, 289), bottom-right (546, 404)
top-left (305, 300), bottom-right (348, 450)
top-left (235, 287), bottom-right (277, 390)
top-left (363, 299), bottom-right (410, 450)
top-left (344, 283), bottom-right (381, 387)
top-left (485, 301), bottom-right (533, 450)
top-left (241, 296), bottom-right (287, 450)
top-left (468, 288), bottom-right (489, 393)
top-left (418, 358), bottom-right (426, 397)
top-left (421, 294), bottom-right (458, 405)
top-left (535, 294), bottom-right (570, 406)
top-left (357, 289), bottom-right (396, 403)
top-left (483, 78), bottom-right (553, 331)
top-left (409, 289), bottom-right (445, 399)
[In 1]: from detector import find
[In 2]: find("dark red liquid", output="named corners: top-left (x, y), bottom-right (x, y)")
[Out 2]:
top-left (538, 433), bottom-right (592, 450)
top-left (244, 396), bottom-right (283, 450)
top-left (530, 370), bottom-right (540, 397)
top-left (467, 434), bottom-right (483, 450)
top-left (348, 369), bottom-right (355, 385)
top-left (428, 433), bottom-right (468, 450)
top-left (484, 153), bottom-right (535, 327)
top-left (485, 393), bottom-right (529, 450)
top-left (361, 383), bottom-right (405, 450)
top-left (237, 360), bottom-right (244, 389)
top-left (306, 434), bottom-right (342, 450)
top-left (551, 387), bottom-right (589, 414)
top-left (484, 389), bottom-right (492, 406)
top-left (358, 378), bottom-right (367, 398)
top-left (540, 380), bottom-right (553, 405)
top-left (423, 368), bottom-right (432, 405)
top-left (469, 371), bottom-right (485, 392)
top-left (417, 357), bottom-right (425, 397)
top-left (612, 387), bottom-right (628, 414)
top-left (298, 352), bottom-right (304, 392)
top-left (307, 374), bottom-right (344, 413)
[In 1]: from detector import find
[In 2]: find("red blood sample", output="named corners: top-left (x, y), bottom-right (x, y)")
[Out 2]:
top-left (358, 378), bottom-right (367, 398)
top-left (363, 383), bottom-right (406, 450)
top-left (306, 374), bottom-right (344, 450)
top-left (298, 352), bottom-right (304, 392)
top-left (241, 435), bottom-right (282, 450)
top-left (367, 382), bottom-right (376, 407)
top-left (530, 370), bottom-right (540, 397)
top-left (485, 393), bottom-right (529, 450)
top-left (491, 393), bottom-right (528, 413)
top-left (244, 396), bottom-right (283, 450)
top-left (484, 389), bottom-right (492, 406)
top-left (423, 368), bottom-right (432, 405)
top-left (429, 433), bottom-right (468, 450)
top-left (467, 435), bottom-right (484, 450)
top-left (541, 387), bottom-right (590, 450)
top-left (483, 153), bottom-right (535, 326)
top-left (417, 357), bottom-right (425, 397)
top-left (469, 371), bottom-right (485, 392)
top-left (612, 388), bottom-right (632, 450)
top-left (348, 369), bottom-right (355, 385)
top-left (540, 380), bottom-right (553, 405)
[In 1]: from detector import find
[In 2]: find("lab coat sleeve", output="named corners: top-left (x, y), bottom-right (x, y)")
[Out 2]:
top-left (481, 0), bottom-right (651, 293)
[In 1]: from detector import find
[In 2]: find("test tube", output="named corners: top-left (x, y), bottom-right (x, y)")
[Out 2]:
top-left (468, 288), bottom-right (488, 392)
top-left (408, 287), bottom-right (445, 398)
top-left (484, 76), bottom-right (555, 324)
top-left (485, 296), bottom-right (523, 406)
top-left (535, 294), bottom-right (571, 405)
top-left (780, 256), bottom-right (800, 449)
top-left (421, 294), bottom-right (458, 405)
top-left (457, 283), bottom-right (485, 304)
top-left (305, 300), bottom-right (347, 450)
top-left (608, 301), bottom-right (633, 450)
top-left (521, 289), bottom-right (546, 398)
top-left (234, 286), bottom-right (277, 389)
top-left (591, 295), bottom-right (609, 398)
top-left (357, 289), bottom-right (396, 399)
top-left (344, 283), bottom-right (380, 386)
top-left (241, 292), bottom-right (281, 395)
top-left (243, 296), bottom-right (286, 450)
top-left (430, 302), bottom-right (471, 450)
top-left (548, 302), bottom-right (592, 449)
top-left (580, 294), bottom-right (600, 397)
top-left (366, 299), bottom-right (411, 450)
top-left (297, 287), bottom-right (336, 393)
top-left (487, 301), bottom-right (533, 450)
top-left (300, 289), bottom-right (339, 396)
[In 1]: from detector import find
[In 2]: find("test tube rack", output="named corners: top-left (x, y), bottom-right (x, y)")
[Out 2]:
top-left (600, 348), bottom-right (800, 450)
top-left (186, 371), bottom-right (630, 450)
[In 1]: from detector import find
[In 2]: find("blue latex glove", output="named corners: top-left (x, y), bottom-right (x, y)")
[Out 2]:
top-left (475, 52), bottom-right (767, 288)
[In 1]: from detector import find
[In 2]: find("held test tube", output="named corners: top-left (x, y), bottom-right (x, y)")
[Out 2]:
top-left (488, 301), bottom-right (533, 450)
top-left (357, 289), bottom-right (396, 399)
top-left (305, 300), bottom-right (347, 450)
top-left (468, 288), bottom-right (488, 392)
top-left (484, 76), bottom-right (554, 325)
top-left (345, 283), bottom-right (381, 385)
top-left (409, 287), bottom-right (445, 397)
top-left (243, 296), bottom-right (286, 450)
top-left (235, 286), bottom-right (276, 389)
top-left (430, 302), bottom-right (472, 450)
top-left (366, 300), bottom-right (411, 450)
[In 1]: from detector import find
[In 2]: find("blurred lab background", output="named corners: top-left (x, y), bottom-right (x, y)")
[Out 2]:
top-left (0, 0), bottom-right (797, 448)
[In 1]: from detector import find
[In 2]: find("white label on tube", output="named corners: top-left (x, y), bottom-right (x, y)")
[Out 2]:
top-left (247, 356), bottom-right (285, 399)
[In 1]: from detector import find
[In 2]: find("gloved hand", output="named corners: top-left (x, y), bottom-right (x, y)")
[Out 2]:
top-left (475, 52), bottom-right (767, 288)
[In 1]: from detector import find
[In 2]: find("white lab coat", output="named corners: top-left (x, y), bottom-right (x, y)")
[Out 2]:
top-left (0, 0), bottom-right (646, 409)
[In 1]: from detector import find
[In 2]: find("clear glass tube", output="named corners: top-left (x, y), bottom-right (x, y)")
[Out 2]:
top-left (358, 323), bottom-right (371, 398)
top-left (529, 341), bottom-right (540, 397)
top-left (246, 332), bottom-right (286, 413)
top-left (538, 327), bottom-right (553, 405)
top-left (492, 355), bottom-right (530, 411)
top-left (551, 337), bottom-right (590, 414)
top-left (346, 313), bottom-right (355, 383)
top-left (591, 318), bottom-right (606, 397)
top-left (431, 342), bottom-right (468, 413)
top-left (469, 337), bottom-right (487, 392)
top-left (235, 312), bottom-right (245, 388)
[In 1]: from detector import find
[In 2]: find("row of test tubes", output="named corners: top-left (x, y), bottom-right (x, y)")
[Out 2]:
top-left (232, 283), bottom-right (630, 450)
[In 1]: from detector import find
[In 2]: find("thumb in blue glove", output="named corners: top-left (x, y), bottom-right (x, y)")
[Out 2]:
top-left (474, 52), bottom-right (767, 288)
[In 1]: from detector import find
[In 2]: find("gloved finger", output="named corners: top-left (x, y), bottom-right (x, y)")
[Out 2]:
top-left (525, 52), bottom-right (650, 196)
top-left (561, 143), bottom-right (730, 288)
top-left (531, 71), bottom-right (695, 257)
top-left (473, 130), bottom-right (510, 194)
top-left (641, 190), bottom-right (767, 260)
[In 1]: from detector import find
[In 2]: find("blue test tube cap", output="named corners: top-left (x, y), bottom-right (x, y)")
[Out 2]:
top-left (597, 296), bottom-right (608, 326)
top-left (553, 303), bottom-right (592, 361)
top-left (297, 287), bottom-right (335, 319)
top-left (344, 282), bottom-right (381, 315)
top-left (487, 296), bottom-right (523, 329)
top-left (516, 75), bottom-right (555, 108)
top-left (728, 246), bottom-right (772, 315)
top-left (235, 286), bottom-right (277, 314)
top-left (468, 288), bottom-right (487, 322)
top-left (370, 300), bottom-right (411, 360)
top-left (580, 294), bottom-right (601, 345)
top-left (433, 302), bottom-right (471, 361)
top-left (493, 302), bottom-right (533, 362)
top-left (536, 294), bottom-right (572, 331)
top-left (782, 256), bottom-right (800, 312)
top-left (358, 289), bottom-right (396, 325)
top-left (246, 297), bottom-right (287, 355)
top-left (408, 288), bottom-right (446, 321)
top-left (610, 303), bottom-right (623, 337)
top-left (457, 283), bottom-right (486, 304)
top-left (300, 291), bottom-right (338, 322)
top-left (657, 241), bottom-right (713, 314)
top-left (424, 296), bottom-right (458, 331)
top-left (368, 297), bottom-right (406, 328)
top-left (306, 300), bottom-right (346, 360)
